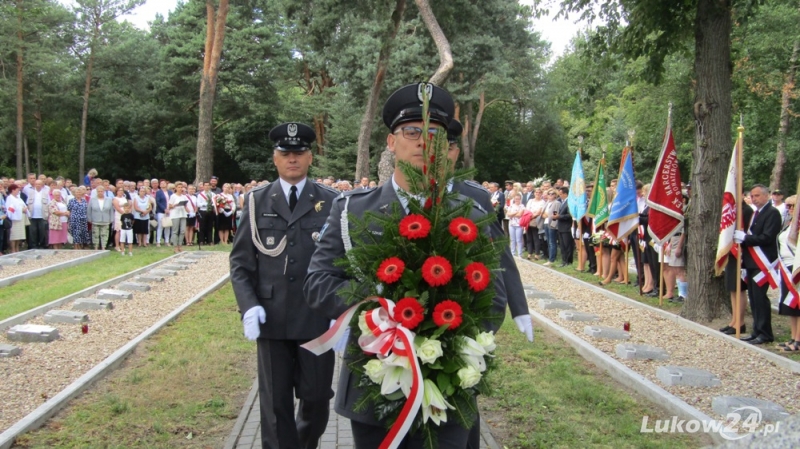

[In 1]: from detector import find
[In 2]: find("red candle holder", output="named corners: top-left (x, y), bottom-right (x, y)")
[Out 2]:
top-left (623, 321), bottom-right (630, 332)
top-left (81, 324), bottom-right (89, 334)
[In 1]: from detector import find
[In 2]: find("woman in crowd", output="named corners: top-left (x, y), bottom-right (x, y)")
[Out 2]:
top-left (639, 184), bottom-right (655, 295)
top-left (47, 189), bottom-right (70, 249)
top-left (5, 184), bottom-right (27, 253)
top-left (112, 186), bottom-right (129, 252)
top-left (133, 186), bottom-right (152, 247)
top-left (543, 189), bottom-right (560, 266)
top-left (167, 181), bottom-right (189, 253)
top-left (0, 185), bottom-right (7, 254)
top-left (88, 185), bottom-right (114, 250)
top-left (84, 168), bottom-right (97, 187)
top-left (184, 184), bottom-right (198, 246)
top-left (216, 183), bottom-right (236, 245)
top-left (777, 195), bottom-right (799, 351)
top-left (155, 180), bottom-right (171, 247)
top-left (146, 186), bottom-right (157, 245)
top-left (68, 186), bottom-right (91, 249)
top-left (237, 183), bottom-right (254, 229)
top-left (525, 188), bottom-right (546, 260)
top-left (506, 192), bottom-right (525, 257)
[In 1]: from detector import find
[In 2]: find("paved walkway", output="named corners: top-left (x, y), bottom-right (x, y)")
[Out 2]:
top-left (224, 356), bottom-right (500, 449)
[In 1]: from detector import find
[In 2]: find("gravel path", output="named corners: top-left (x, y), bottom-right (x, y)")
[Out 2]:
top-left (0, 252), bottom-right (229, 432)
top-left (0, 251), bottom-right (102, 280)
top-left (517, 260), bottom-right (800, 420)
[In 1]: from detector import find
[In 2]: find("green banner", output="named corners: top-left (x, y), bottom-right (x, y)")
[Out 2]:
top-left (587, 160), bottom-right (609, 226)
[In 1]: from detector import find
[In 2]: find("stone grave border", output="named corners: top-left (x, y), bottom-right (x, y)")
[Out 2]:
top-left (0, 253), bottom-right (190, 332)
top-left (0, 250), bottom-right (109, 288)
top-left (0, 271), bottom-right (230, 449)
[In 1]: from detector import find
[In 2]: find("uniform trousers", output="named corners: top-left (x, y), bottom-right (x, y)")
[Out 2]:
top-left (199, 211), bottom-right (215, 244)
top-left (746, 268), bottom-right (774, 341)
top-left (351, 418), bottom-right (469, 449)
top-left (28, 217), bottom-right (48, 249)
top-left (559, 230), bottom-right (574, 265)
top-left (257, 338), bottom-right (334, 449)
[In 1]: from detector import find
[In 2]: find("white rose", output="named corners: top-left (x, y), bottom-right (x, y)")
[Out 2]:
top-left (358, 311), bottom-right (371, 335)
top-left (457, 365), bottom-right (482, 389)
top-left (415, 338), bottom-right (443, 365)
top-left (475, 332), bottom-right (496, 352)
top-left (364, 359), bottom-right (385, 384)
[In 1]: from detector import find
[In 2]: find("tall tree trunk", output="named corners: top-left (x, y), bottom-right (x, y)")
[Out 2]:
top-left (314, 114), bottom-right (326, 155)
top-left (24, 137), bottom-right (30, 175)
top-left (462, 103), bottom-right (474, 170)
top-left (416, 0), bottom-right (453, 85)
top-left (682, 0), bottom-right (733, 322)
top-left (35, 108), bottom-right (42, 175)
top-left (769, 39), bottom-right (799, 191)
top-left (15, 0), bottom-right (24, 179)
top-left (378, 148), bottom-right (394, 185)
top-left (79, 37), bottom-right (95, 184)
top-left (195, 0), bottom-right (229, 185)
top-left (355, 0), bottom-right (406, 181)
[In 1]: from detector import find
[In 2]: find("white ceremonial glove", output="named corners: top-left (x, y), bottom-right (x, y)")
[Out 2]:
top-left (513, 314), bottom-right (534, 343)
top-left (242, 306), bottom-right (266, 341)
top-left (583, 232), bottom-right (590, 239)
top-left (733, 230), bottom-right (746, 244)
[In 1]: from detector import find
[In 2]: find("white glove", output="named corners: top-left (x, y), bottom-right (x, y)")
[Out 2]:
top-left (733, 230), bottom-right (746, 244)
top-left (242, 306), bottom-right (266, 341)
top-left (513, 314), bottom-right (534, 343)
top-left (583, 232), bottom-right (590, 239)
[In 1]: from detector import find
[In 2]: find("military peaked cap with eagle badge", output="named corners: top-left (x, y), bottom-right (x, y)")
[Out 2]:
top-left (268, 122), bottom-right (316, 151)
top-left (381, 82), bottom-right (455, 130)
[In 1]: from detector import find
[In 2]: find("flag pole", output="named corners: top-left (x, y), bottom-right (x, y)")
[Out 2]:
top-left (735, 116), bottom-right (744, 339)
top-left (578, 136), bottom-right (584, 272)
top-left (598, 150), bottom-right (605, 278)
top-left (658, 105), bottom-right (674, 307)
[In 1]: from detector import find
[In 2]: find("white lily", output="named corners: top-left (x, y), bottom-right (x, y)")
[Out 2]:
top-left (421, 379), bottom-right (454, 425)
top-left (459, 336), bottom-right (487, 372)
top-left (380, 353), bottom-right (413, 397)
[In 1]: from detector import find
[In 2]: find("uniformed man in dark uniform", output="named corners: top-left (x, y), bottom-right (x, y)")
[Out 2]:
top-left (230, 122), bottom-right (339, 449)
top-left (304, 83), bottom-right (506, 448)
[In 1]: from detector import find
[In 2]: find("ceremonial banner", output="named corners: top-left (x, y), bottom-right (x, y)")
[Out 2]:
top-left (568, 151), bottom-right (587, 220)
top-left (714, 141), bottom-right (739, 275)
top-left (587, 159), bottom-right (609, 228)
top-left (607, 149), bottom-right (639, 240)
top-left (647, 127), bottom-right (684, 244)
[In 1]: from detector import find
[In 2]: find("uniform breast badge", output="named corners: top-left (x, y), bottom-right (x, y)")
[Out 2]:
top-left (266, 236), bottom-right (275, 246)
top-left (314, 201), bottom-right (325, 212)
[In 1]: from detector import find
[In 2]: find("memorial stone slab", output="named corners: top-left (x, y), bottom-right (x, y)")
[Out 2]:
top-left (656, 366), bottom-right (720, 387)
top-left (173, 258), bottom-right (197, 265)
top-left (97, 289), bottom-right (133, 300)
top-left (44, 310), bottom-right (89, 324)
top-left (183, 253), bottom-right (207, 259)
top-left (73, 298), bottom-right (113, 310)
top-left (15, 252), bottom-right (42, 260)
top-left (539, 299), bottom-right (575, 310)
top-left (161, 264), bottom-right (188, 271)
top-left (0, 344), bottom-right (21, 358)
top-left (584, 325), bottom-right (631, 340)
top-left (135, 275), bottom-right (164, 283)
top-left (149, 269), bottom-right (177, 277)
top-left (116, 282), bottom-right (151, 292)
top-left (559, 311), bottom-right (600, 322)
top-left (615, 343), bottom-right (669, 360)
top-left (712, 396), bottom-right (790, 422)
top-left (6, 324), bottom-right (59, 342)
top-left (34, 250), bottom-right (58, 256)
top-left (0, 258), bottom-right (22, 266)
top-left (527, 290), bottom-right (555, 300)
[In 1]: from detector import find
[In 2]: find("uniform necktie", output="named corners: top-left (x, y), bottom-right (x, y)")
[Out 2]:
top-left (289, 186), bottom-right (297, 212)
top-left (750, 208), bottom-right (759, 231)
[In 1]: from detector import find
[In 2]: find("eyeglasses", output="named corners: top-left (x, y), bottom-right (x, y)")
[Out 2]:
top-left (394, 126), bottom-right (439, 140)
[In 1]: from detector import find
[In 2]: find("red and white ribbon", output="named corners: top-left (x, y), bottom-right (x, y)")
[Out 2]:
top-left (301, 296), bottom-right (424, 449)
top-left (778, 259), bottom-right (800, 309)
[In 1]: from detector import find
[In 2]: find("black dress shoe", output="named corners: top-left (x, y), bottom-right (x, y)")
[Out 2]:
top-left (558, 263), bottom-right (567, 268)
top-left (645, 291), bottom-right (659, 298)
top-left (740, 334), bottom-right (758, 342)
top-left (720, 325), bottom-right (745, 335)
top-left (749, 336), bottom-right (773, 345)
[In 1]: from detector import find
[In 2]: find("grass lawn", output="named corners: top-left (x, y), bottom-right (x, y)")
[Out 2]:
top-left (0, 245), bottom-right (232, 322)
top-left (484, 315), bottom-right (710, 448)
top-left (12, 282), bottom-right (254, 449)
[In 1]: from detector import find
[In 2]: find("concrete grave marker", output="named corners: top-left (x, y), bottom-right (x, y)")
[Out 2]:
top-left (34, 250), bottom-right (58, 256)
top-left (615, 343), bottom-right (669, 360)
top-left (160, 264), bottom-right (188, 271)
top-left (149, 269), bottom-right (177, 277)
top-left (0, 258), bottom-right (23, 266)
top-left (584, 326), bottom-right (631, 340)
top-left (526, 290), bottom-right (555, 300)
top-left (559, 311), bottom-right (600, 322)
top-left (172, 258), bottom-right (197, 265)
top-left (538, 299), bottom-right (575, 310)
top-left (0, 344), bottom-right (21, 358)
top-left (44, 310), bottom-right (89, 324)
top-left (116, 282), bottom-right (151, 292)
top-left (712, 396), bottom-right (790, 422)
top-left (182, 253), bottom-right (207, 259)
top-left (135, 275), bottom-right (164, 283)
top-left (97, 289), bottom-right (133, 300)
top-left (6, 324), bottom-right (59, 343)
top-left (656, 366), bottom-right (720, 387)
top-left (15, 252), bottom-right (42, 260)
top-left (73, 298), bottom-right (113, 310)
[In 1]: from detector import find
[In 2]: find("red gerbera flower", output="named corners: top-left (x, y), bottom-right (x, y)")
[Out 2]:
top-left (422, 255), bottom-right (453, 287)
top-left (393, 297), bottom-right (425, 329)
top-left (449, 217), bottom-right (478, 243)
top-left (399, 214), bottom-right (431, 240)
top-left (433, 300), bottom-right (463, 330)
top-left (376, 257), bottom-right (405, 284)
top-left (465, 262), bottom-right (490, 292)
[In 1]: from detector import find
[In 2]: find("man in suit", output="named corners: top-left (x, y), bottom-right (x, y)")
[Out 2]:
top-left (733, 184), bottom-right (782, 345)
top-left (304, 83), bottom-right (506, 449)
top-left (488, 182), bottom-right (505, 228)
top-left (230, 122), bottom-right (339, 449)
top-left (553, 186), bottom-right (574, 267)
top-left (26, 179), bottom-right (50, 249)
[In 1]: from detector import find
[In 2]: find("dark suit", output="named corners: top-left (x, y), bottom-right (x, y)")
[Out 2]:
top-left (231, 179), bottom-right (338, 449)
top-left (490, 190), bottom-right (505, 225)
top-left (556, 197), bottom-right (574, 264)
top-left (304, 183), bottom-right (506, 448)
top-left (740, 203), bottom-right (782, 341)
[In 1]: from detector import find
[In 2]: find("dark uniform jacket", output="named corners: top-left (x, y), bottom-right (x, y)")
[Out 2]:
top-left (230, 180), bottom-right (338, 340)
top-left (303, 182), bottom-right (506, 426)
top-left (556, 197), bottom-right (573, 233)
top-left (741, 202), bottom-right (782, 269)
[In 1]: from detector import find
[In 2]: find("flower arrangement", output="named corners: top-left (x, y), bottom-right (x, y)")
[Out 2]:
top-left (313, 93), bottom-right (506, 448)
top-left (215, 195), bottom-right (230, 211)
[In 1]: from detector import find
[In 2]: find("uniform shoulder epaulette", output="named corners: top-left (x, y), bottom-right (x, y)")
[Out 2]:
top-left (334, 188), bottom-right (373, 201)
top-left (316, 183), bottom-right (340, 196)
top-left (463, 180), bottom-right (490, 194)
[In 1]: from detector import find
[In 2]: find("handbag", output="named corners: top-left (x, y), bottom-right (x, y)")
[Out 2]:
top-left (161, 215), bottom-right (173, 228)
top-left (149, 219), bottom-right (158, 230)
top-left (2, 219), bottom-right (11, 231)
